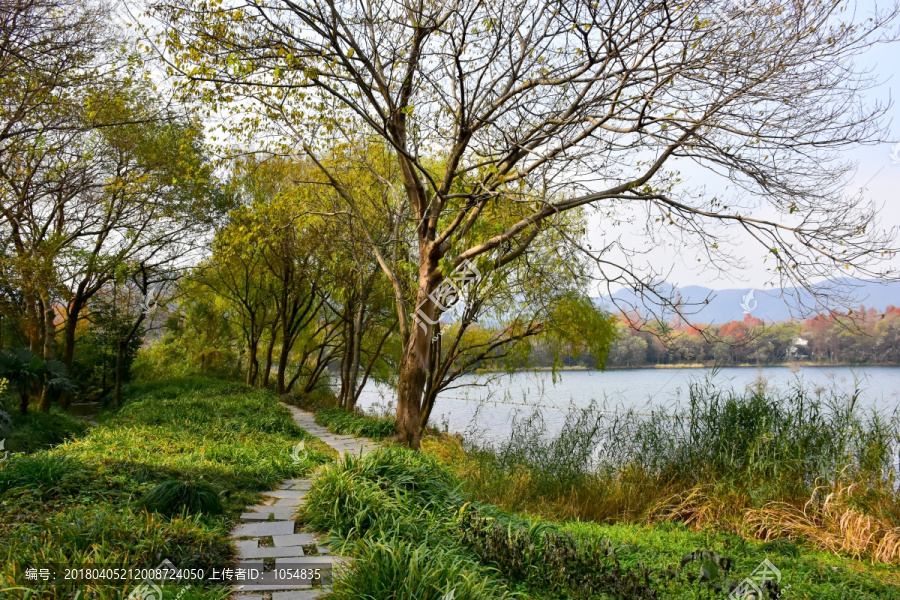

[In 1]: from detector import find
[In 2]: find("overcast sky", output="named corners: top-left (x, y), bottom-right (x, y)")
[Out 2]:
top-left (589, 0), bottom-right (900, 293)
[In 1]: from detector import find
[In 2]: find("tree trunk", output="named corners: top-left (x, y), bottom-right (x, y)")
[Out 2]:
top-left (114, 341), bottom-right (126, 407)
top-left (394, 284), bottom-right (434, 448)
top-left (62, 298), bottom-right (84, 368)
top-left (19, 392), bottom-right (29, 414)
top-left (263, 333), bottom-right (277, 388)
top-left (276, 339), bottom-right (289, 395)
top-left (246, 339), bottom-right (259, 386)
top-left (42, 293), bottom-right (55, 360)
top-left (394, 333), bottom-right (428, 449)
top-left (38, 385), bottom-right (51, 412)
top-left (393, 259), bottom-right (439, 449)
top-left (25, 291), bottom-right (41, 354)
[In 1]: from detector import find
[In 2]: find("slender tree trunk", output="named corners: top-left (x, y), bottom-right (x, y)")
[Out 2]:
top-left (62, 298), bottom-right (84, 368)
top-left (42, 293), bottom-right (55, 360)
top-left (19, 392), bottom-right (29, 414)
top-left (345, 301), bottom-right (364, 412)
top-left (39, 385), bottom-right (51, 412)
top-left (277, 338), bottom-right (290, 395)
top-left (25, 291), bottom-right (40, 354)
top-left (263, 332), bottom-right (277, 388)
top-left (114, 341), bottom-right (126, 407)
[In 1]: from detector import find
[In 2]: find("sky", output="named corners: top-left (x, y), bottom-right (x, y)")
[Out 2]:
top-left (590, 0), bottom-right (900, 293)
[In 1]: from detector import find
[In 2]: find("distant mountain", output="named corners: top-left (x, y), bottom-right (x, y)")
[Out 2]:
top-left (597, 279), bottom-right (900, 324)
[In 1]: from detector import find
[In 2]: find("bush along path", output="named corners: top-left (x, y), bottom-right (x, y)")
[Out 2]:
top-left (231, 404), bottom-right (376, 600)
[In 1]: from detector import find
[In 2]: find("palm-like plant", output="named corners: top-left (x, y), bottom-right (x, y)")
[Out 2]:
top-left (0, 350), bottom-right (76, 414)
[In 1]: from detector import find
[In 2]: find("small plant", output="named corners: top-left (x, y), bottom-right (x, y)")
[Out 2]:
top-left (140, 479), bottom-right (223, 516)
top-left (459, 508), bottom-right (658, 598)
top-left (315, 407), bottom-right (395, 439)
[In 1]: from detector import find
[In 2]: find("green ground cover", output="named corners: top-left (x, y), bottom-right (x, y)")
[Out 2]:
top-left (0, 377), bottom-right (332, 599)
top-left (301, 445), bottom-right (900, 599)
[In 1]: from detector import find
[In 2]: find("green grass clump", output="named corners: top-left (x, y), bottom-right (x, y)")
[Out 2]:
top-left (450, 377), bottom-right (900, 562)
top-left (141, 479), bottom-right (224, 516)
top-left (333, 535), bottom-right (513, 600)
top-left (0, 377), bottom-right (331, 599)
top-left (1, 408), bottom-right (89, 453)
top-left (315, 406), bottom-right (396, 439)
top-left (304, 446), bottom-right (900, 599)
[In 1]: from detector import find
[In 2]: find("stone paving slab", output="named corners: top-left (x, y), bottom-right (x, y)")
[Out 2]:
top-left (240, 510), bottom-right (297, 522)
top-left (233, 520), bottom-right (295, 537)
top-left (272, 497), bottom-right (304, 508)
top-left (263, 489), bottom-right (308, 499)
top-left (235, 540), bottom-right (259, 551)
top-left (231, 405), bottom-right (374, 599)
top-left (273, 533), bottom-right (317, 547)
top-left (272, 591), bottom-right (326, 600)
top-left (239, 546), bottom-right (307, 559)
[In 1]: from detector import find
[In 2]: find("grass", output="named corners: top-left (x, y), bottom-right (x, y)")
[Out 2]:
top-left (301, 445), bottom-right (900, 599)
top-left (5, 374), bottom-right (897, 598)
top-left (429, 376), bottom-right (900, 565)
top-left (315, 406), bottom-right (396, 439)
top-left (0, 377), bottom-right (332, 599)
top-left (0, 408), bottom-right (89, 454)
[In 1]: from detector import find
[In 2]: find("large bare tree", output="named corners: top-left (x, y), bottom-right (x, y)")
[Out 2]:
top-left (149, 0), bottom-right (899, 447)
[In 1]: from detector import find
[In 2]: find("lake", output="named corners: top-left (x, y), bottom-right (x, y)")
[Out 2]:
top-left (356, 366), bottom-right (900, 445)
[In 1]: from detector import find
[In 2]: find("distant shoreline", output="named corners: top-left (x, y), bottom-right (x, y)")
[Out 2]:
top-left (477, 362), bottom-right (900, 373)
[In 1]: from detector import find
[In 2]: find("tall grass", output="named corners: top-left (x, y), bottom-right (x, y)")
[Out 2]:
top-left (443, 377), bottom-right (900, 562)
top-left (0, 377), bottom-right (332, 599)
top-left (315, 406), bottom-right (396, 439)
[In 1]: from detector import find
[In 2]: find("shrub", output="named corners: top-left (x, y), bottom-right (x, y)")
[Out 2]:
top-left (315, 407), bottom-right (396, 439)
top-left (3, 409), bottom-right (89, 453)
top-left (446, 377), bottom-right (900, 562)
top-left (140, 479), bottom-right (224, 516)
top-left (332, 535), bottom-right (516, 600)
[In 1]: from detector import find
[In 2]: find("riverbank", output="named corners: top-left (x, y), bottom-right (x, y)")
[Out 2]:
top-left (307, 384), bottom-right (900, 598)
top-left (478, 361), bottom-right (900, 372)
top-left (3, 377), bottom-right (899, 599)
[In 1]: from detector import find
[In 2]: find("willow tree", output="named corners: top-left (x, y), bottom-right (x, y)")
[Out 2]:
top-left (150, 0), bottom-right (899, 447)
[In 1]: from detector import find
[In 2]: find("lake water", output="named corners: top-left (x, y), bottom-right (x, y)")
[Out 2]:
top-left (356, 366), bottom-right (900, 445)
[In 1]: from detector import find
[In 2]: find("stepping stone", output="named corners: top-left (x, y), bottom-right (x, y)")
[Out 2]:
top-left (234, 594), bottom-right (265, 600)
top-left (235, 540), bottom-right (259, 551)
top-left (233, 520), bottom-right (295, 538)
top-left (273, 533), bottom-right (316, 547)
top-left (237, 583), bottom-right (315, 591)
top-left (316, 546), bottom-right (329, 555)
top-left (281, 478), bottom-right (306, 486)
top-left (239, 545), bottom-right (306, 559)
top-left (279, 481), bottom-right (312, 491)
top-left (241, 508), bottom-right (297, 521)
top-left (264, 489), bottom-right (308, 499)
top-left (273, 497), bottom-right (304, 507)
top-left (272, 591), bottom-right (324, 600)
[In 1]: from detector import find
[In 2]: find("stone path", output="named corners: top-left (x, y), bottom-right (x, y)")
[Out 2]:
top-left (231, 405), bottom-right (376, 600)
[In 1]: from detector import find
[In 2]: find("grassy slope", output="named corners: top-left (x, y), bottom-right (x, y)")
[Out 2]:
top-left (0, 377), bottom-right (332, 600)
top-left (2, 409), bottom-right (90, 454)
top-left (300, 444), bottom-right (900, 599)
top-left (304, 405), bottom-right (900, 599)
